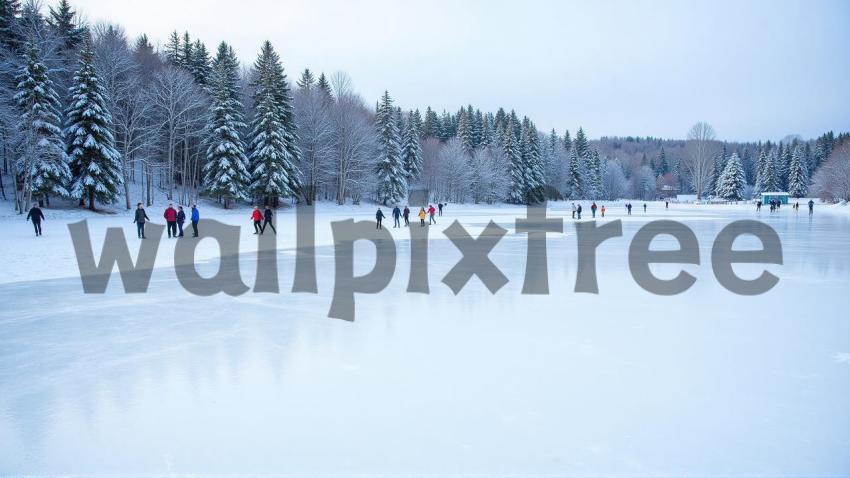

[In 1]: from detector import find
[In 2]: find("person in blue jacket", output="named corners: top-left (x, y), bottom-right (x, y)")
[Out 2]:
top-left (176, 206), bottom-right (186, 237)
top-left (190, 204), bottom-right (200, 237)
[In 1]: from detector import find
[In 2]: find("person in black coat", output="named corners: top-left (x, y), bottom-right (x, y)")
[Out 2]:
top-left (376, 208), bottom-right (385, 229)
top-left (263, 207), bottom-right (276, 234)
top-left (402, 206), bottom-right (410, 226)
top-left (176, 206), bottom-right (186, 237)
top-left (26, 205), bottom-right (45, 236)
top-left (133, 203), bottom-right (150, 239)
top-left (392, 205), bottom-right (401, 228)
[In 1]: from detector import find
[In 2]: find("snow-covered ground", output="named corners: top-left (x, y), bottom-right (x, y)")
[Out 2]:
top-left (1, 199), bottom-right (849, 476)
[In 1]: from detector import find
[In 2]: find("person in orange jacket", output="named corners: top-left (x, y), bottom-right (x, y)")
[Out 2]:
top-left (600, 205), bottom-right (606, 218)
top-left (251, 206), bottom-right (263, 234)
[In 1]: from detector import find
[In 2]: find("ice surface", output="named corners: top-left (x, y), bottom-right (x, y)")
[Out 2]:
top-left (1, 202), bottom-right (849, 476)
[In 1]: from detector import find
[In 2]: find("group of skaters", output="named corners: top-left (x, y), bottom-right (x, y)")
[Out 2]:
top-left (756, 199), bottom-right (815, 214)
top-left (570, 201), bottom-right (647, 219)
top-left (376, 202), bottom-right (444, 229)
top-left (133, 203), bottom-right (201, 239)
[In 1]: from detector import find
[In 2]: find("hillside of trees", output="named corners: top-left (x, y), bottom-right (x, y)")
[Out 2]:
top-left (1, 0), bottom-right (849, 214)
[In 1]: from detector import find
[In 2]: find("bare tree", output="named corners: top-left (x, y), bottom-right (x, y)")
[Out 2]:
top-left (811, 140), bottom-right (850, 202)
top-left (149, 67), bottom-right (207, 205)
top-left (294, 79), bottom-right (334, 204)
top-left (434, 138), bottom-right (471, 202)
top-left (330, 87), bottom-right (376, 204)
top-left (469, 145), bottom-right (509, 203)
top-left (683, 121), bottom-right (719, 200)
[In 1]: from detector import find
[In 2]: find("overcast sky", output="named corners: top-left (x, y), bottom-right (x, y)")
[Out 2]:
top-left (71, 0), bottom-right (849, 141)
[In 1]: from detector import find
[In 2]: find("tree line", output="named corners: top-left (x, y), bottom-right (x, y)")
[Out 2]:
top-left (2, 0), bottom-right (849, 214)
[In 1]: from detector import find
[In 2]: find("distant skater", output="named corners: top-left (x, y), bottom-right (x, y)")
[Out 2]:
top-left (376, 208), bottom-right (385, 229)
top-left (134, 203), bottom-right (150, 239)
top-left (808, 199), bottom-right (814, 215)
top-left (251, 206), bottom-right (263, 234)
top-left (591, 202), bottom-right (597, 218)
top-left (665, 201), bottom-right (669, 209)
top-left (756, 200), bottom-right (761, 212)
top-left (403, 206), bottom-right (410, 226)
top-left (26, 204), bottom-right (44, 236)
top-left (418, 207), bottom-right (427, 226)
top-left (438, 203), bottom-right (444, 216)
top-left (176, 206), bottom-right (186, 237)
top-left (643, 203), bottom-right (647, 213)
top-left (263, 206), bottom-right (276, 234)
top-left (392, 205), bottom-right (401, 228)
top-left (164, 203), bottom-right (178, 238)
top-left (601, 205), bottom-right (606, 218)
top-left (428, 204), bottom-right (437, 224)
top-left (191, 204), bottom-right (200, 237)
top-left (626, 203), bottom-right (632, 215)
top-left (577, 204), bottom-right (582, 220)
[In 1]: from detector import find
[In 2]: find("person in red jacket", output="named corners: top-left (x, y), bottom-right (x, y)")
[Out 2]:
top-left (427, 204), bottom-right (436, 225)
top-left (251, 206), bottom-right (263, 234)
top-left (164, 203), bottom-right (178, 238)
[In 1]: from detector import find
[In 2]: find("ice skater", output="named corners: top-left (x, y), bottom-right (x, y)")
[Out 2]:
top-left (263, 206), bottom-right (276, 234)
top-left (191, 204), bottom-right (200, 237)
top-left (577, 204), bottom-right (583, 220)
top-left (428, 204), bottom-right (437, 224)
top-left (626, 203), bottom-right (632, 215)
top-left (601, 205), bottom-right (606, 218)
top-left (133, 203), bottom-right (150, 239)
top-left (392, 205), bottom-right (401, 228)
top-left (26, 204), bottom-right (45, 236)
top-left (438, 203), bottom-right (444, 216)
top-left (418, 207), bottom-right (427, 226)
top-left (403, 206), bottom-right (410, 226)
top-left (591, 202), bottom-right (597, 218)
top-left (808, 199), bottom-right (814, 215)
top-left (571, 202), bottom-right (577, 219)
top-left (176, 206), bottom-right (186, 237)
top-left (164, 203), bottom-right (178, 238)
top-left (643, 203), bottom-right (647, 213)
top-left (251, 206), bottom-right (263, 234)
top-left (756, 200), bottom-right (761, 212)
top-left (376, 208), bottom-right (385, 229)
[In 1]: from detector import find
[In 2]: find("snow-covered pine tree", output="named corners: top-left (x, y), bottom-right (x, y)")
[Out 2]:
top-left (422, 106), bottom-right (439, 139)
top-left (15, 41), bottom-right (71, 204)
top-left (164, 31), bottom-right (183, 66)
top-left (247, 41), bottom-right (301, 206)
top-left (573, 127), bottom-right (588, 159)
top-left (520, 119), bottom-right (544, 204)
top-left (568, 146), bottom-right (583, 199)
top-left (787, 144), bottom-right (808, 198)
top-left (762, 147), bottom-right (780, 193)
top-left (297, 68), bottom-right (315, 89)
top-left (563, 129), bottom-right (572, 155)
top-left (780, 144), bottom-right (793, 191)
top-left (503, 127), bottom-right (524, 204)
top-left (190, 39), bottom-right (211, 86)
top-left (715, 152), bottom-right (746, 201)
top-left (752, 148), bottom-right (767, 196)
top-left (587, 149), bottom-right (602, 200)
top-left (400, 110), bottom-right (422, 184)
top-left (47, 0), bottom-right (85, 52)
top-left (316, 72), bottom-right (333, 99)
top-left (64, 41), bottom-right (123, 210)
top-left (655, 146), bottom-right (669, 177)
top-left (203, 42), bottom-right (250, 208)
top-left (457, 107), bottom-right (474, 154)
top-left (374, 90), bottom-right (406, 205)
top-left (0, 0), bottom-right (21, 50)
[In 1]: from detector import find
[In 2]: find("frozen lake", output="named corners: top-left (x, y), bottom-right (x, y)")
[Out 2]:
top-left (1, 204), bottom-right (849, 476)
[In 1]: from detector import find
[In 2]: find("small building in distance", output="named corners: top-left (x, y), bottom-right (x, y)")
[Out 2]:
top-left (761, 191), bottom-right (789, 205)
